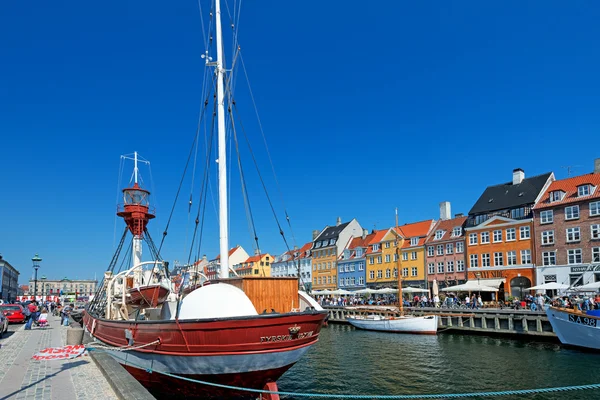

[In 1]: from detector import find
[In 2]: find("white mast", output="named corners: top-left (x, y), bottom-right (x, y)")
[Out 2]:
top-left (132, 150), bottom-right (142, 271)
top-left (215, 0), bottom-right (229, 278)
top-left (134, 151), bottom-right (138, 184)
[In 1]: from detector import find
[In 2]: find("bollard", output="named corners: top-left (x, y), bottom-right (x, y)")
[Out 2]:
top-left (67, 327), bottom-right (84, 345)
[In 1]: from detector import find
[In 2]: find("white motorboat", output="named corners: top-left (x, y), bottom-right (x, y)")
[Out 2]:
top-left (347, 314), bottom-right (439, 335)
top-left (545, 307), bottom-right (600, 350)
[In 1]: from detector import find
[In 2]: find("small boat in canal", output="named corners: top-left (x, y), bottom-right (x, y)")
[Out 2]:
top-left (347, 314), bottom-right (439, 334)
top-left (545, 306), bottom-right (600, 350)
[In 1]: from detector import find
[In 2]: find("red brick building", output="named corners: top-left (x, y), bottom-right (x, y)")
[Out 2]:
top-left (532, 160), bottom-right (600, 288)
top-left (425, 201), bottom-right (468, 290)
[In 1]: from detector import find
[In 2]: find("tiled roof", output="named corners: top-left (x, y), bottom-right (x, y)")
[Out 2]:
top-left (313, 221), bottom-right (351, 247)
top-left (401, 237), bottom-right (426, 248)
top-left (469, 172), bottom-right (553, 215)
top-left (396, 219), bottom-right (435, 238)
top-left (533, 173), bottom-right (600, 209)
top-left (425, 216), bottom-right (468, 243)
top-left (215, 245), bottom-right (241, 260)
top-left (295, 242), bottom-right (313, 259)
top-left (243, 253), bottom-right (271, 263)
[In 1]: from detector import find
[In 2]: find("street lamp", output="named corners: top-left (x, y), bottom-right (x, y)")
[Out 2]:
top-left (32, 254), bottom-right (42, 299)
top-left (475, 272), bottom-right (481, 285)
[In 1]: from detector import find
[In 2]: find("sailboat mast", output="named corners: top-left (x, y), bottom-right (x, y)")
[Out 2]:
top-left (215, 0), bottom-right (229, 279)
top-left (396, 208), bottom-right (403, 314)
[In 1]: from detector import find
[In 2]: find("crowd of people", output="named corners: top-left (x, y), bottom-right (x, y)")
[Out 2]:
top-left (20, 300), bottom-right (74, 329)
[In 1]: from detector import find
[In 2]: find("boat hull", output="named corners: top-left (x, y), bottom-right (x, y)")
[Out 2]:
top-left (127, 284), bottom-right (169, 308)
top-left (83, 310), bottom-right (326, 398)
top-left (347, 315), bottom-right (439, 334)
top-left (545, 307), bottom-right (600, 351)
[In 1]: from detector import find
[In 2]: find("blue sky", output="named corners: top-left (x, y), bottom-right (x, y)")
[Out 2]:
top-left (1, 1), bottom-right (599, 284)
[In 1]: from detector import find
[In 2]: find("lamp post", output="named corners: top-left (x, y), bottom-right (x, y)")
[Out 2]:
top-left (41, 276), bottom-right (47, 300)
top-left (32, 254), bottom-right (42, 299)
top-left (475, 272), bottom-right (481, 285)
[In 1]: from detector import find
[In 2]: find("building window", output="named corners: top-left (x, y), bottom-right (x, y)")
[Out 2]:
top-left (470, 254), bottom-right (478, 268)
top-left (591, 201), bottom-right (600, 217)
top-left (436, 245), bottom-right (444, 255)
top-left (591, 224), bottom-right (600, 240)
top-left (385, 242), bottom-right (390, 248)
top-left (544, 275), bottom-right (557, 283)
top-left (402, 268), bottom-right (408, 277)
top-left (359, 276), bottom-right (365, 285)
top-left (565, 205), bottom-right (580, 220)
top-left (452, 227), bottom-right (462, 237)
top-left (542, 251), bottom-right (556, 266)
top-left (506, 228), bottom-right (516, 241)
top-left (437, 262), bottom-right (444, 273)
top-left (578, 185), bottom-right (590, 197)
top-left (566, 227), bottom-right (581, 243)
top-left (481, 253), bottom-right (491, 267)
top-left (393, 268), bottom-right (398, 277)
top-left (411, 267), bottom-right (418, 277)
top-left (339, 280), bottom-right (345, 287)
top-left (358, 262), bottom-right (364, 271)
top-left (428, 263), bottom-right (435, 274)
top-left (340, 265), bottom-right (344, 272)
top-left (411, 251), bottom-right (418, 260)
top-left (481, 232), bottom-right (490, 244)
top-left (511, 208), bottom-right (525, 219)
top-left (377, 256), bottom-right (382, 264)
top-left (469, 233), bottom-right (477, 245)
top-left (456, 242), bottom-right (464, 253)
top-left (447, 261), bottom-right (454, 272)
top-left (540, 210), bottom-right (553, 224)
top-left (550, 191), bottom-right (565, 202)
top-left (393, 253), bottom-right (398, 261)
top-left (427, 246), bottom-right (434, 257)
top-left (369, 257), bottom-right (374, 265)
top-left (377, 270), bottom-right (382, 278)
top-left (519, 226), bottom-right (530, 240)
top-left (494, 252), bottom-right (504, 266)
top-left (385, 269), bottom-right (391, 278)
top-left (435, 230), bottom-right (444, 240)
top-left (410, 237), bottom-right (418, 246)
top-left (446, 243), bottom-right (453, 254)
top-left (541, 230), bottom-right (554, 245)
top-left (457, 260), bottom-right (465, 272)
top-left (372, 244), bottom-right (379, 251)
top-left (507, 251), bottom-right (517, 265)
top-left (521, 249), bottom-right (532, 264)
top-left (568, 249), bottom-right (583, 264)
top-left (493, 230), bottom-right (502, 243)
top-left (593, 247), bottom-right (600, 263)
top-left (369, 270), bottom-right (375, 279)
top-left (318, 277), bottom-right (322, 285)
top-left (385, 254), bottom-right (391, 263)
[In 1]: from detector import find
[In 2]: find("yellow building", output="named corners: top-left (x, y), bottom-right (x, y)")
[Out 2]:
top-left (234, 253), bottom-right (272, 277)
top-left (365, 228), bottom-right (402, 288)
top-left (397, 220), bottom-right (436, 287)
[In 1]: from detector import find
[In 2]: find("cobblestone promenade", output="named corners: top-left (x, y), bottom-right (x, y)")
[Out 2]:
top-left (0, 315), bottom-right (117, 400)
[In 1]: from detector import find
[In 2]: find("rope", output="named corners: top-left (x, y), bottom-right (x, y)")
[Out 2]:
top-left (89, 339), bottom-right (160, 352)
top-left (86, 346), bottom-right (600, 399)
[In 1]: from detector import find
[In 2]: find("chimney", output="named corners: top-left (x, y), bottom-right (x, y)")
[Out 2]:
top-left (336, 217), bottom-right (341, 226)
top-left (439, 201), bottom-right (451, 221)
top-left (293, 245), bottom-right (298, 251)
top-left (454, 213), bottom-right (464, 218)
top-left (595, 158), bottom-right (600, 174)
top-left (202, 254), bottom-right (207, 261)
top-left (254, 249), bottom-right (261, 255)
top-left (513, 168), bottom-right (525, 185)
top-left (312, 230), bottom-right (319, 240)
top-left (362, 228), bottom-right (368, 239)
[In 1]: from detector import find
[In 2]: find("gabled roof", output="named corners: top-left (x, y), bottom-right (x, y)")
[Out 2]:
top-left (243, 253), bottom-right (271, 264)
top-left (214, 245), bottom-right (242, 260)
top-left (295, 242), bottom-right (313, 259)
top-left (533, 173), bottom-right (600, 209)
top-left (425, 215), bottom-right (468, 243)
top-left (469, 172), bottom-right (553, 215)
top-left (396, 219), bottom-right (435, 239)
top-left (313, 221), bottom-right (351, 247)
top-left (339, 233), bottom-right (377, 260)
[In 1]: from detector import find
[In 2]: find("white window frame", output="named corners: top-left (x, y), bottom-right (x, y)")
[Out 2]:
top-left (470, 254), bottom-right (478, 268)
top-left (457, 260), bottom-right (465, 272)
top-left (385, 254), bottom-right (391, 263)
top-left (566, 227), bottom-right (581, 243)
top-left (385, 241), bottom-right (390, 248)
top-left (435, 230), bottom-right (444, 240)
top-left (452, 227), bottom-right (461, 237)
top-left (377, 256), bottom-right (382, 264)
top-left (568, 249), bottom-right (582, 265)
top-left (411, 251), bottom-right (418, 260)
top-left (358, 262), bottom-right (364, 271)
top-left (519, 226), bottom-right (530, 240)
top-left (521, 249), bottom-right (532, 264)
top-left (411, 267), bottom-right (418, 277)
top-left (542, 251), bottom-right (556, 266)
top-left (541, 230), bottom-right (554, 245)
top-left (493, 230), bottom-right (502, 243)
top-left (402, 252), bottom-right (408, 261)
top-left (565, 205), bottom-right (580, 220)
top-left (436, 245), bottom-right (444, 256)
top-left (428, 263), bottom-right (435, 274)
top-left (446, 243), bottom-right (453, 254)
top-left (591, 224), bottom-right (600, 240)
top-left (427, 246), bottom-right (434, 257)
top-left (540, 210), bottom-right (553, 224)
top-left (437, 262), bottom-right (444, 273)
top-left (372, 244), bottom-right (379, 251)
top-left (506, 228), bottom-right (516, 241)
top-left (410, 237), bottom-right (418, 246)
top-left (593, 247), bottom-right (600, 263)
top-left (480, 232), bottom-right (490, 244)
top-left (494, 252), bottom-right (504, 266)
top-left (456, 241), bottom-right (464, 253)
top-left (402, 268), bottom-right (408, 277)
top-left (447, 261), bottom-right (454, 272)
top-left (507, 251), bottom-right (517, 266)
top-left (385, 269), bottom-right (391, 278)
top-left (591, 201), bottom-right (600, 217)
top-left (481, 253), bottom-right (490, 267)
top-left (578, 185), bottom-right (590, 197)
top-left (469, 233), bottom-right (477, 245)
top-left (369, 270), bottom-right (375, 279)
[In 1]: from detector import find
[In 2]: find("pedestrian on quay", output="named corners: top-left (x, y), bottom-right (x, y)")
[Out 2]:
top-left (434, 294), bottom-right (440, 308)
top-left (465, 295), bottom-right (470, 308)
top-left (24, 301), bottom-right (39, 330)
top-left (477, 294), bottom-right (483, 309)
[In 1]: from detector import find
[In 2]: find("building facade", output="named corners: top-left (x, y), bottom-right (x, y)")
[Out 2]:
top-left (425, 202), bottom-right (468, 290)
top-left (465, 169), bottom-right (554, 299)
top-left (533, 162), bottom-right (600, 287)
top-left (204, 245), bottom-right (249, 280)
top-left (311, 218), bottom-right (362, 290)
top-left (271, 242), bottom-right (313, 290)
top-left (0, 255), bottom-right (19, 303)
top-left (398, 220), bottom-right (436, 288)
top-left (27, 277), bottom-right (97, 299)
top-left (365, 228), bottom-right (402, 288)
top-left (234, 253), bottom-right (273, 277)
top-left (338, 230), bottom-right (373, 290)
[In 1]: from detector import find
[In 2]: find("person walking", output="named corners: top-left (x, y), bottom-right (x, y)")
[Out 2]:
top-left (24, 301), bottom-right (38, 330)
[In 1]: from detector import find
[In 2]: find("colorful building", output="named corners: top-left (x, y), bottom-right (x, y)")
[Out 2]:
top-left (338, 230), bottom-right (375, 290)
top-left (311, 218), bottom-right (362, 290)
top-left (271, 242), bottom-right (313, 290)
top-left (204, 245), bottom-right (249, 280)
top-left (465, 169), bottom-right (554, 299)
top-left (365, 228), bottom-right (403, 288)
top-left (234, 252), bottom-right (273, 277)
top-left (532, 160), bottom-right (600, 288)
top-left (425, 202), bottom-right (468, 290)
top-left (397, 220), bottom-right (436, 288)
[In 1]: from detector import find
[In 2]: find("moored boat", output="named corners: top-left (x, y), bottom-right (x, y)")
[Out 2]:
top-left (127, 283), bottom-right (170, 308)
top-left (347, 314), bottom-right (438, 334)
top-left (545, 306), bottom-right (600, 350)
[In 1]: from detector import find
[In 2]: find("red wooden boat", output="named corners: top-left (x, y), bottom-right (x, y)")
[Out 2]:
top-left (127, 284), bottom-right (170, 308)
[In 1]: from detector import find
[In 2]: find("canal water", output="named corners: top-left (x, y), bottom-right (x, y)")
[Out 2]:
top-left (278, 324), bottom-right (600, 399)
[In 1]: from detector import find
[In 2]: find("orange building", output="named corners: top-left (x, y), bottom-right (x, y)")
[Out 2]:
top-left (465, 169), bottom-right (554, 299)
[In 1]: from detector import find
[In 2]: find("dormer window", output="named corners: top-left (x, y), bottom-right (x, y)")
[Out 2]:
top-left (549, 190), bottom-right (565, 203)
top-left (578, 185), bottom-right (591, 197)
top-left (329, 238), bottom-right (336, 245)
top-left (410, 237), bottom-right (418, 246)
top-left (315, 241), bottom-right (322, 248)
top-left (435, 230), bottom-right (444, 240)
top-left (452, 227), bottom-right (461, 237)
top-left (356, 248), bottom-right (363, 257)
top-left (372, 244), bottom-right (379, 251)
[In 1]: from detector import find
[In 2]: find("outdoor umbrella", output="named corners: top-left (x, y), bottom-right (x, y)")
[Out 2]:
top-left (432, 279), bottom-right (439, 297)
top-left (526, 282), bottom-right (569, 291)
top-left (401, 287), bottom-right (429, 293)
